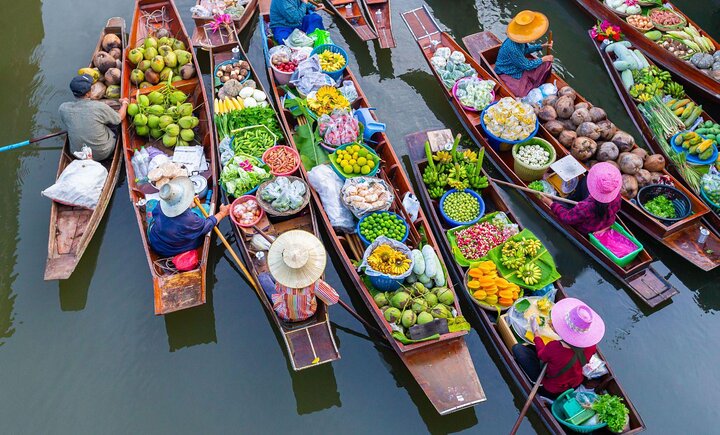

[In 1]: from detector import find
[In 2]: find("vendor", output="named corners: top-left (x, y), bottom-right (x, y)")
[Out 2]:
top-left (541, 162), bottom-right (622, 235)
top-left (267, 230), bottom-right (339, 322)
top-left (270, 0), bottom-right (325, 44)
top-left (148, 177), bottom-right (229, 258)
top-left (512, 297), bottom-right (605, 399)
top-left (495, 10), bottom-right (554, 97)
top-left (59, 74), bottom-right (129, 160)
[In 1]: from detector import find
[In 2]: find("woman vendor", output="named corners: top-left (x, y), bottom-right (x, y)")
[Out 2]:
top-left (266, 230), bottom-right (339, 322)
top-left (540, 162), bottom-right (623, 235)
top-left (495, 10), bottom-right (554, 97)
top-left (512, 298), bottom-right (605, 399)
top-left (148, 177), bottom-right (229, 258)
top-left (270, 0), bottom-right (325, 45)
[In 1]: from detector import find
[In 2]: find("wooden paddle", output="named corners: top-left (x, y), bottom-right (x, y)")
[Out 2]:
top-left (490, 177), bottom-right (578, 205)
top-left (252, 225), bottom-right (387, 339)
top-left (193, 197), bottom-right (261, 293)
top-left (510, 363), bottom-right (549, 435)
top-left (0, 130), bottom-right (67, 153)
top-left (546, 31), bottom-right (553, 55)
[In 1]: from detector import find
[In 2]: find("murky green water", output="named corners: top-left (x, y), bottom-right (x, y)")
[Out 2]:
top-left (1, 0), bottom-right (719, 433)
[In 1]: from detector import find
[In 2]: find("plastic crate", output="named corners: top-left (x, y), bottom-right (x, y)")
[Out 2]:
top-left (588, 222), bottom-right (643, 267)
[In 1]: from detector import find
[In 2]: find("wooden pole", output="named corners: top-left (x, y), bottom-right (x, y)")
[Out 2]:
top-left (510, 364), bottom-right (549, 435)
top-left (546, 31), bottom-right (553, 55)
top-left (0, 130), bottom-right (67, 153)
top-left (193, 197), bottom-right (261, 293)
top-left (490, 177), bottom-right (578, 205)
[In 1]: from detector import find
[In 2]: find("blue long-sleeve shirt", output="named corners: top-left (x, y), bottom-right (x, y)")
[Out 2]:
top-left (270, 0), bottom-right (316, 30)
top-left (494, 39), bottom-right (543, 79)
top-left (148, 207), bottom-right (216, 258)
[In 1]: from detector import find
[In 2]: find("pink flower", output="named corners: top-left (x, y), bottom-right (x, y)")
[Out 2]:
top-left (625, 0), bottom-right (638, 5)
top-left (210, 13), bottom-right (233, 33)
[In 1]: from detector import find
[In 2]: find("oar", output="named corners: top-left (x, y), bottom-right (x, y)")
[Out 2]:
top-left (0, 130), bottom-right (67, 153)
top-left (193, 197), bottom-right (261, 293)
top-left (546, 31), bottom-right (553, 55)
top-left (252, 225), bottom-right (387, 340)
top-left (510, 363), bottom-right (549, 435)
top-left (490, 177), bottom-right (578, 205)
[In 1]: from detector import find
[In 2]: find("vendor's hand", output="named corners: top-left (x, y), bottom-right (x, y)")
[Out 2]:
top-left (530, 316), bottom-right (540, 336)
top-left (218, 203), bottom-right (230, 218)
top-left (119, 98), bottom-right (129, 106)
top-left (542, 41), bottom-right (554, 50)
top-left (314, 3), bottom-right (324, 11)
top-left (541, 55), bottom-right (554, 63)
top-left (540, 196), bottom-right (553, 207)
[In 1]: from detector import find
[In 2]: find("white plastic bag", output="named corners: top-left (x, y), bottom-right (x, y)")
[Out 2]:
top-left (307, 164), bottom-right (356, 233)
top-left (582, 354), bottom-right (609, 379)
top-left (42, 159), bottom-right (108, 209)
top-left (402, 192), bottom-right (420, 222)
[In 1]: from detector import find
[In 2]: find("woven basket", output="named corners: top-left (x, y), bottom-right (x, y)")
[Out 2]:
top-left (512, 138), bottom-right (557, 182)
top-left (649, 8), bottom-right (687, 31)
top-left (255, 176), bottom-right (311, 217)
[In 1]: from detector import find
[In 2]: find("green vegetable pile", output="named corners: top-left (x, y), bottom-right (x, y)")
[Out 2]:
top-left (359, 213), bottom-right (407, 243)
top-left (232, 126), bottom-right (276, 158)
top-left (528, 180), bottom-right (545, 191)
top-left (422, 134), bottom-right (488, 199)
top-left (644, 194), bottom-right (677, 219)
top-left (592, 394), bottom-right (629, 433)
top-left (215, 106), bottom-right (283, 141)
top-left (220, 153), bottom-right (273, 197)
top-left (442, 191), bottom-right (480, 223)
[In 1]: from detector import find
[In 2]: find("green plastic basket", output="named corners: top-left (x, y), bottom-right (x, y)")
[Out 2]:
top-left (512, 138), bottom-right (556, 182)
top-left (588, 222), bottom-right (643, 267)
top-left (551, 389), bottom-right (607, 433)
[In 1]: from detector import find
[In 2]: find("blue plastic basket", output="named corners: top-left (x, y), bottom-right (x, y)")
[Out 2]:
top-left (368, 274), bottom-right (404, 292)
top-left (213, 59), bottom-right (251, 88)
top-left (480, 102), bottom-right (539, 152)
top-left (310, 44), bottom-right (348, 80)
top-left (701, 186), bottom-right (720, 212)
top-left (357, 211), bottom-right (410, 246)
top-left (439, 189), bottom-right (485, 227)
top-left (670, 131), bottom-right (718, 165)
top-left (551, 389), bottom-right (607, 433)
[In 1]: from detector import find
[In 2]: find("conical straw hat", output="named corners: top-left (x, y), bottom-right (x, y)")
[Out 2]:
top-left (267, 230), bottom-right (327, 288)
top-left (507, 10), bottom-right (549, 44)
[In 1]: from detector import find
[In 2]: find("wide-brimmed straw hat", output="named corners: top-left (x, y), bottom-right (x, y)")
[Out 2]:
top-left (268, 230), bottom-right (327, 288)
top-left (507, 10), bottom-right (549, 44)
top-left (551, 298), bottom-right (605, 348)
top-left (587, 162), bottom-right (622, 203)
top-left (159, 176), bottom-right (195, 217)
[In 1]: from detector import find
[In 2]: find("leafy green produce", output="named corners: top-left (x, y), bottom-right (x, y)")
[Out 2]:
top-left (528, 181), bottom-right (545, 191)
top-left (592, 394), bottom-right (629, 433)
top-left (220, 153), bottom-right (272, 197)
top-left (644, 194), bottom-right (677, 218)
top-left (226, 106), bottom-right (283, 139)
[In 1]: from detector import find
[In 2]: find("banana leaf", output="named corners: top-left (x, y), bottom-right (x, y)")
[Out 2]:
top-left (482, 229), bottom-right (561, 291)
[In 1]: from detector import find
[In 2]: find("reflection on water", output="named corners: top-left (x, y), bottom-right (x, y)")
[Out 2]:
top-left (291, 361), bottom-right (342, 414)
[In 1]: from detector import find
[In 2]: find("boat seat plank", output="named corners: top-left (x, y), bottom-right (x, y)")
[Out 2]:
top-left (355, 25), bottom-right (377, 41)
top-left (287, 322), bottom-right (339, 369)
top-left (627, 267), bottom-right (678, 307)
top-left (663, 225), bottom-right (720, 271)
top-left (365, 0), bottom-right (386, 4)
top-left (462, 32), bottom-right (501, 61)
top-left (331, 0), bottom-right (354, 5)
top-left (55, 209), bottom-right (91, 255)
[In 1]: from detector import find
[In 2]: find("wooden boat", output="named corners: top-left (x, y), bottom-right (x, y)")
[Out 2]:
top-left (572, 0), bottom-right (720, 104)
top-left (259, 7), bottom-right (486, 415)
top-left (45, 18), bottom-right (126, 281)
top-left (363, 0), bottom-right (395, 49)
top-left (191, 0), bottom-right (259, 51)
top-left (406, 129), bottom-right (646, 434)
top-left (402, 6), bottom-right (678, 307)
top-left (589, 33), bottom-right (720, 232)
top-left (120, 0), bottom-right (217, 315)
top-left (325, 0), bottom-right (378, 42)
top-left (208, 41), bottom-right (340, 370)
top-left (465, 31), bottom-right (720, 272)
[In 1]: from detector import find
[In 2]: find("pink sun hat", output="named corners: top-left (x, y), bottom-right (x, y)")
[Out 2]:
top-left (551, 298), bottom-right (605, 348)
top-left (586, 162), bottom-right (622, 204)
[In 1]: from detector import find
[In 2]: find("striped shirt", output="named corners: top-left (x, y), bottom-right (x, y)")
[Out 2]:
top-left (494, 39), bottom-right (543, 80)
top-left (272, 279), bottom-right (339, 322)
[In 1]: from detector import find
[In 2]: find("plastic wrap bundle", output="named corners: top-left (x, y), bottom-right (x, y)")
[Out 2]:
top-left (284, 29), bottom-right (314, 48)
top-left (483, 97), bottom-right (537, 141)
top-left (341, 176), bottom-right (393, 218)
top-left (307, 164), bottom-right (355, 232)
top-left (290, 55), bottom-right (336, 95)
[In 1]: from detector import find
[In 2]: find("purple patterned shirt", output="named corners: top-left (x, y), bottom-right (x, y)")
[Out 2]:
top-left (550, 195), bottom-right (622, 234)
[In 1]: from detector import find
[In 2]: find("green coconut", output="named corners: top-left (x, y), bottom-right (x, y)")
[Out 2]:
top-left (178, 116), bottom-right (194, 129)
top-left (431, 304), bottom-right (451, 319)
top-left (127, 48), bottom-right (143, 65)
top-left (147, 105), bottom-right (165, 117)
top-left (130, 69), bottom-right (144, 85)
top-left (146, 115), bottom-right (160, 129)
top-left (423, 292), bottom-right (438, 307)
top-left (143, 46), bottom-right (158, 61)
top-left (411, 297), bottom-right (428, 314)
top-left (143, 37), bottom-right (158, 50)
top-left (412, 282), bottom-right (428, 296)
top-left (148, 91), bottom-right (164, 105)
top-left (401, 310), bottom-right (417, 328)
top-left (137, 94), bottom-right (150, 107)
top-left (162, 134), bottom-right (177, 147)
top-left (139, 81), bottom-right (152, 89)
top-left (437, 288), bottom-right (455, 306)
top-left (133, 113), bottom-right (148, 127)
top-left (159, 67), bottom-right (173, 82)
top-left (178, 103), bottom-right (193, 117)
top-left (180, 129), bottom-right (195, 142)
top-left (174, 49), bottom-right (192, 65)
top-left (158, 115), bottom-right (173, 129)
top-left (158, 45), bottom-right (173, 57)
top-left (135, 125), bottom-right (150, 136)
top-left (127, 103), bottom-right (139, 117)
top-left (165, 123), bottom-right (180, 137)
top-left (417, 312), bottom-right (434, 325)
top-left (391, 291), bottom-right (411, 309)
top-left (137, 60), bottom-right (152, 72)
top-left (172, 40), bottom-right (187, 52)
top-left (384, 307), bottom-right (402, 324)
top-left (164, 51), bottom-right (178, 68)
top-left (151, 56), bottom-right (165, 73)
top-left (150, 128), bottom-right (164, 139)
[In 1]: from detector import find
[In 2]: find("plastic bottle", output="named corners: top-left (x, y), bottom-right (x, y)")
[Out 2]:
top-left (232, 46), bottom-right (240, 60)
top-left (131, 149), bottom-right (145, 183)
top-left (138, 147), bottom-right (150, 179)
top-left (375, 9), bottom-right (382, 27)
top-left (345, 3), bottom-right (352, 14)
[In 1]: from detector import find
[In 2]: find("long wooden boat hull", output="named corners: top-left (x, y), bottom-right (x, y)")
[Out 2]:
top-left (463, 31), bottom-right (720, 272)
top-left (259, 9), bottom-right (485, 414)
top-left (588, 32), bottom-right (720, 233)
top-left (572, 0), bottom-right (720, 104)
top-left (406, 129), bottom-right (646, 434)
top-left (401, 6), bottom-right (677, 307)
top-left (326, 0), bottom-right (378, 41)
top-left (191, 0), bottom-right (259, 51)
top-left (45, 18), bottom-right (126, 281)
top-left (363, 0), bottom-right (395, 49)
top-left (121, 0), bottom-right (217, 315)
top-left (209, 43), bottom-right (340, 370)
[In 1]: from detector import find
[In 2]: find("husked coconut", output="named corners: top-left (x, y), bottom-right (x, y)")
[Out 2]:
top-left (621, 174), bottom-right (639, 199)
top-left (571, 108), bottom-right (592, 126)
top-left (596, 142), bottom-right (619, 162)
top-left (597, 120), bottom-right (618, 141)
top-left (576, 122), bottom-right (601, 141)
top-left (618, 152), bottom-right (643, 175)
top-left (554, 96), bottom-right (575, 119)
top-left (634, 169), bottom-right (652, 187)
top-left (558, 130), bottom-right (577, 148)
top-left (557, 86), bottom-right (577, 101)
top-left (589, 107), bottom-right (607, 122)
top-left (644, 154), bottom-right (666, 172)
top-left (538, 105), bottom-right (557, 122)
top-left (612, 131), bottom-right (635, 152)
top-left (102, 34), bottom-right (122, 51)
top-left (631, 147), bottom-right (648, 162)
top-left (93, 51), bottom-right (116, 74)
top-left (571, 136), bottom-right (597, 161)
top-left (544, 120), bottom-right (564, 137)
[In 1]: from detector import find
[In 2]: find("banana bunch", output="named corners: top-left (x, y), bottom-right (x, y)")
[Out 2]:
top-left (664, 81), bottom-right (686, 99)
top-left (367, 245), bottom-right (411, 276)
top-left (524, 239), bottom-right (542, 257)
top-left (537, 297), bottom-right (551, 314)
top-left (433, 151), bottom-right (452, 165)
top-left (519, 263), bottom-right (542, 285)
